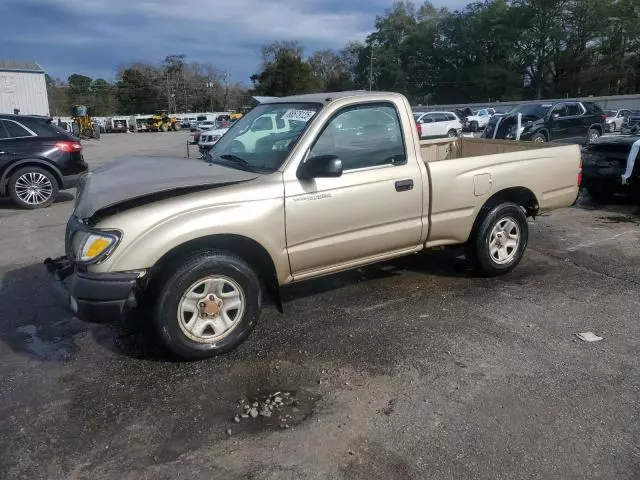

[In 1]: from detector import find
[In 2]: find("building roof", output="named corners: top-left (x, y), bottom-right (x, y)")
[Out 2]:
top-left (265, 91), bottom-right (401, 105)
top-left (0, 60), bottom-right (44, 73)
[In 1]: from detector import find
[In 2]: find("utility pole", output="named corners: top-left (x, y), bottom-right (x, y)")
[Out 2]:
top-left (166, 73), bottom-right (171, 114)
top-left (368, 47), bottom-right (375, 91)
top-left (183, 70), bottom-right (188, 113)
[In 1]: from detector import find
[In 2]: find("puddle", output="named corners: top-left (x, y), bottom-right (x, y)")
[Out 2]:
top-left (15, 323), bottom-right (75, 360)
top-left (225, 389), bottom-right (319, 436)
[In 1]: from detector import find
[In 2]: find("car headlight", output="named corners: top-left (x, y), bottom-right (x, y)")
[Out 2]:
top-left (72, 229), bottom-right (121, 263)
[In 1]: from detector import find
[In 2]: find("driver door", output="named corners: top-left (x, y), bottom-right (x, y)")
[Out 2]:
top-left (284, 102), bottom-right (424, 280)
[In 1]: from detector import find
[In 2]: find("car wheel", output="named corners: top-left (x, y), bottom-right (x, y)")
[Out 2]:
top-left (173, 123), bottom-right (182, 131)
top-left (154, 250), bottom-right (262, 360)
top-left (447, 129), bottom-right (458, 138)
top-left (531, 133), bottom-right (546, 143)
top-left (470, 121), bottom-right (478, 132)
top-left (8, 167), bottom-right (59, 209)
top-left (466, 202), bottom-right (529, 277)
top-left (588, 128), bottom-right (601, 142)
top-left (160, 124), bottom-right (169, 132)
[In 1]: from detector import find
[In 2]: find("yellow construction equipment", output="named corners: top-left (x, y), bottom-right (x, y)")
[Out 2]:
top-left (148, 110), bottom-right (181, 132)
top-left (71, 105), bottom-right (100, 139)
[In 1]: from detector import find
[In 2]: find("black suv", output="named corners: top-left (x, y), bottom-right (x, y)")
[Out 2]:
top-left (0, 115), bottom-right (88, 208)
top-left (483, 101), bottom-right (606, 144)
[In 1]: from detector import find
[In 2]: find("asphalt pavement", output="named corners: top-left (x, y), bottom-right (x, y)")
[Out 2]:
top-left (0, 132), bottom-right (638, 479)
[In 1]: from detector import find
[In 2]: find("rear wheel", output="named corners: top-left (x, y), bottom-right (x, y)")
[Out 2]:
top-left (470, 121), bottom-right (479, 132)
top-left (8, 167), bottom-right (59, 209)
top-left (588, 128), bottom-right (601, 142)
top-left (531, 133), bottom-right (546, 143)
top-left (447, 129), bottom-right (458, 138)
top-left (160, 123), bottom-right (169, 132)
top-left (466, 202), bottom-right (529, 276)
top-left (173, 123), bottom-right (182, 131)
top-left (154, 250), bottom-right (262, 360)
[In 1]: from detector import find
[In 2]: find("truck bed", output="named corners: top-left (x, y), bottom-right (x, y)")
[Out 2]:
top-left (420, 137), bottom-right (581, 248)
top-left (420, 137), bottom-right (556, 163)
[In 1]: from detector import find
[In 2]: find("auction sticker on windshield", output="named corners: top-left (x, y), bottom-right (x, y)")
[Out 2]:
top-left (282, 109), bottom-right (316, 122)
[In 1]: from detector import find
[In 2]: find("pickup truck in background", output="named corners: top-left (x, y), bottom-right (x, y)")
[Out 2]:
top-left (45, 91), bottom-right (581, 359)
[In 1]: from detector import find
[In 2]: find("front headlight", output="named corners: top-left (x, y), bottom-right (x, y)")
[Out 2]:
top-left (72, 229), bottom-right (121, 263)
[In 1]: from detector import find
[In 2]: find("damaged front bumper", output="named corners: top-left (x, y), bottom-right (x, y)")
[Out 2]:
top-left (44, 256), bottom-right (145, 322)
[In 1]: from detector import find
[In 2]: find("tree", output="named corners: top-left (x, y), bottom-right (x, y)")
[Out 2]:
top-left (67, 73), bottom-right (93, 106)
top-left (308, 49), bottom-right (354, 91)
top-left (116, 66), bottom-right (163, 114)
top-left (251, 42), bottom-right (319, 96)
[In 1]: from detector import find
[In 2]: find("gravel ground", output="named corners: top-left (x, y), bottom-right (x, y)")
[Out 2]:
top-left (0, 132), bottom-right (638, 480)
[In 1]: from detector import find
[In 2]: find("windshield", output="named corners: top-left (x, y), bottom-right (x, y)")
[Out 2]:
top-left (210, 102), bottom-right (322, 172)
top-left (605, 110), bottom-right (617, 116)
top-left (508, 104), bottom-right (553, 118)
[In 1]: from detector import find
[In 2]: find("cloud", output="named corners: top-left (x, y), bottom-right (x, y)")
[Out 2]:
top-left (0, 0), bottom-right (465, 83)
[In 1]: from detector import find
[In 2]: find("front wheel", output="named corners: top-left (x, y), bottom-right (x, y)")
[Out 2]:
top-left (470, 121), bottom-right (479, 132)
top-left (447, 129), bottom-right (458, 138)
top-left (173, 123), bottom-right (182, 131)
top-left (8, 167), bottom-right (59, 209)
top-left (531, 133), bottom-right (546, 143)
top-left (466, 202), bottom-right (529, 276)
top-left (154, 250), bottom-right (262, 360)
top-left (588, 128), bottom-right (601, 142)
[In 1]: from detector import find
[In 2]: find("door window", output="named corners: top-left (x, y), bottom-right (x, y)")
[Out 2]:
top-left (552, 104), bottom-right (568, 118)
top-left (420, 115), bottom-right (434, 123)
top-left (447, 113), bottom-right (457, 121)
top-left (2, 120), bottom-right (32, 138)
top-left (433, 113), bottom-right (448, 122)
top-left (310, 103), bottom-right (406, 170)
top-left (566, 103), bottom-right (582, 116)
top-left (0, 122), bottom-right (8, 139)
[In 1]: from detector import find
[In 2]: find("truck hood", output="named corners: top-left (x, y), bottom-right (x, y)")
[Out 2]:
top-left (74, 156), bottom-right (258, 219)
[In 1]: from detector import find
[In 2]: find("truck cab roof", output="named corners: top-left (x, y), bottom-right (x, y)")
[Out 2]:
top-left (264, 91), bottom-right (406, 106)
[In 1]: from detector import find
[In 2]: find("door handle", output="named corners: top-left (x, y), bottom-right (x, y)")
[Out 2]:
top-left (395, 179), bottom-right (414, 192)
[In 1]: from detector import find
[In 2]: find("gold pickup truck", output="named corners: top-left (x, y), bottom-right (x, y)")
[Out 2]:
top-left (46, 91), bottom-right (581, 359)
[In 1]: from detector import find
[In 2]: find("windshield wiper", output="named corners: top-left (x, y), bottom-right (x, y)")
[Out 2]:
top-left (219, 154), bottom-right (252, 170)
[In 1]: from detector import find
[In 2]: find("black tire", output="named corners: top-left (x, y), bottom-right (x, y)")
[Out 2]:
top-left (154, 250), bottom-right (262, 360)
top-left (160, 123), bottom-right (169, 132)
top-left (173, 123), bottom-right (182, 131)
top-left (530, 132), bottom-right (546, 143)
top-left (447, 129), bottom-right (458, 138)
top-left (466, 202), bottom-right (529, 277)
top-left (588, 128), bottom-right (601, 142)
top-left (8, 166), bottom-right (59, 209)
top-left (470, 121), bottom-right (479, 132)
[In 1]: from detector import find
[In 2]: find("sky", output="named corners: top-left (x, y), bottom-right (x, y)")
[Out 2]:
top-left (1, 0), bottom-right (469, 85)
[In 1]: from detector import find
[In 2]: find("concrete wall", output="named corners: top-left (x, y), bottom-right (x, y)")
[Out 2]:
top-left (0, 70), bottom-right (50, 116)
top-left (414, 94), bottom-right (640, 113)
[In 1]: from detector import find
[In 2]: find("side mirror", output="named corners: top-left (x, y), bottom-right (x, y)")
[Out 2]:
top-left (297, 154), bottom-right (343, 180)
top-left (552, 113), bottom-right (560, 119)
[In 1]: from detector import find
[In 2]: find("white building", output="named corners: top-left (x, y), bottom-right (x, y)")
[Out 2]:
top-left (0, 60), bottom-right (50, 116)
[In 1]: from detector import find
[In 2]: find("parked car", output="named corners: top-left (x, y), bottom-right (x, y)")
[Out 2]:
top-left (198, 127), bottom-right (230, 154)
top-left (0, 114), bottom-right (88, 209)
top-left (482, 101), bottom-right (606, 144)
top-left (413, 111), bottom-right (462, 138)
top-left (582, 135), bottom-right (640, 201)
top-left (605, 109), bottom-right (632, 133)
top-left (45, 91), bottom-right (580, 359)
top-left (620, 111), bottom-right (640, 135)
top-left (464, 108), bottom-right (496, 132)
